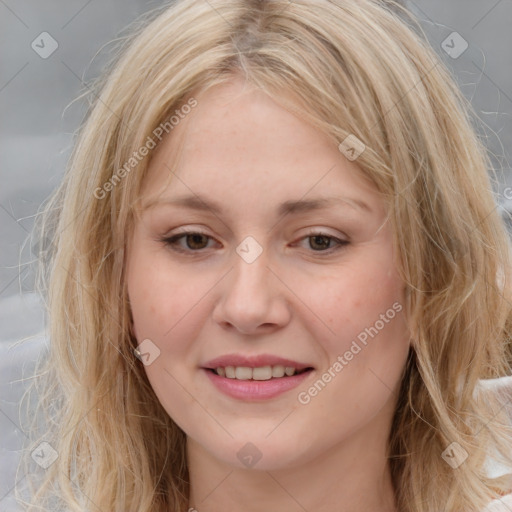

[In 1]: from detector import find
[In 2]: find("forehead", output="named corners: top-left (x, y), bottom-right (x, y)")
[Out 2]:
top-left (141, 78), bottom-right (383, 217)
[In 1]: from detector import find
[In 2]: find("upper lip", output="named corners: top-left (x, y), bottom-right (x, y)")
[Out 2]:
top-left (202, 354), bottom-right (313, 371)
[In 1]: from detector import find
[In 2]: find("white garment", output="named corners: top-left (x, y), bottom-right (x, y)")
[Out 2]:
top-left (480, 376), bottom-right (512, 511)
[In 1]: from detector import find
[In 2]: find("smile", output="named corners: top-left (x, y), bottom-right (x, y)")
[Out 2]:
top-left (201, 354), bottom-right (315, 400)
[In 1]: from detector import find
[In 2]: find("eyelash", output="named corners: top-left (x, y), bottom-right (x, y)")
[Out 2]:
top-left (159, 230), bottom-right (349, 255)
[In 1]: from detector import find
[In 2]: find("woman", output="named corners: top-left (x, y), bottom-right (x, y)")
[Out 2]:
top-left (25, 0), bottom-right (512, 511)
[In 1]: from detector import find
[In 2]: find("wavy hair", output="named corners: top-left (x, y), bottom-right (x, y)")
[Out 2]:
top-left (23, 0), bottom-right (512, 511)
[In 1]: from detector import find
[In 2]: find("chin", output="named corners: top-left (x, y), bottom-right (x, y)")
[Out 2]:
top-left (204, 434), bottom-right (311, 472)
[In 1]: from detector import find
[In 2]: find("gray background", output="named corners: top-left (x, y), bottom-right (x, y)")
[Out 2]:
top-left (1, 0), bottom-right (511, 510)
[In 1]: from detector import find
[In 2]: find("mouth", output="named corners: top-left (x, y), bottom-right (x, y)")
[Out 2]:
top-left (201, 355), bottom-right (315, 401)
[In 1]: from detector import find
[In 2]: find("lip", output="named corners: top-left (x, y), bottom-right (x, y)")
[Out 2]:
top-left (201, 353), bottom-right (315, 401)
top-left (202, 353), bottom-right (312, 371)
top-left (203, 367), bottom-right (314, 401)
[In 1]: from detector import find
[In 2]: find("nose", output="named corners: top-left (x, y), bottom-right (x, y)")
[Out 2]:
top-left (212, 246), bottom-right (292, 335)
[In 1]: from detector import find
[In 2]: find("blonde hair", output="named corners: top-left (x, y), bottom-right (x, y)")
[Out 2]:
top-left (24, 0), bottom-right (512, 511)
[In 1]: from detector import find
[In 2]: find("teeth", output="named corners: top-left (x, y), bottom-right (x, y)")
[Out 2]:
top-left (214, 365), bottom-right (303, 380)
top-left (235, 367), bottom-right (252, 380)
top-left (253, 366), bottom-right (272, 380)
top-left (272, 365), bottom-right (285, 378)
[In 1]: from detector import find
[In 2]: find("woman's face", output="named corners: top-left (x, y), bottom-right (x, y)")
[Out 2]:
top-left (126, 78), bottom-right (411, 471)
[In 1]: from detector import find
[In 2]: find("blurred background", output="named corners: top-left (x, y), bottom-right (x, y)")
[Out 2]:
top-left (1, 0), bottom-right (511, 509)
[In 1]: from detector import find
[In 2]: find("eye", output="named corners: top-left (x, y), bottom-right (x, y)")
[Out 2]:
top-left (160, 231), bottom-right (218, 253)
top-left (297, 231), bottom-right (349, 253)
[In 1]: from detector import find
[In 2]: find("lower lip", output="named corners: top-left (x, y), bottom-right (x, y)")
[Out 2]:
top-left (203, 368), bottom-right (313, 401)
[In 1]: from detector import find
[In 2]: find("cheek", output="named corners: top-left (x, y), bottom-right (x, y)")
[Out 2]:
top-left (294, 257), bottom-right (409, 440)
top-left (126, 235), bottom-right (200, 352)
top-left (126, 241), bottom-right (207, 427)
top-left (304, 250), bottom-right (405, 346)
top-left (325, 261), bottom-right (409, 401)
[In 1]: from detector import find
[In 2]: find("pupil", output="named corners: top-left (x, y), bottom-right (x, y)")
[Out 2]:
top-left (187, 234), bottom-right (207, 249)
top-left (310, 235), bottom-right (329, 250)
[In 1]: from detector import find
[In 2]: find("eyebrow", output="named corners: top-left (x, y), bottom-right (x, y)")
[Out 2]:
top-left (142, 194), bottom-right (371, 216)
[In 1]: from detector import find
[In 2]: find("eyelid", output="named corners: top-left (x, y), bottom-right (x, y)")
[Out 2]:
top-left (170, 226), bottom-right (210, 236)
top-left (300, 227), bottom-right (348, 240)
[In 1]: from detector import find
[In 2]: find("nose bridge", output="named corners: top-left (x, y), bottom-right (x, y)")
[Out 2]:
top-left (229, 239), bottom-right (272, 302)
top-left (212, 236), bottom-right (291, 333)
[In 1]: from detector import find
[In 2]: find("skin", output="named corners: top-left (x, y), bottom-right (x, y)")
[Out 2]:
top-left (126, 76), bottom-right (411, 512)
